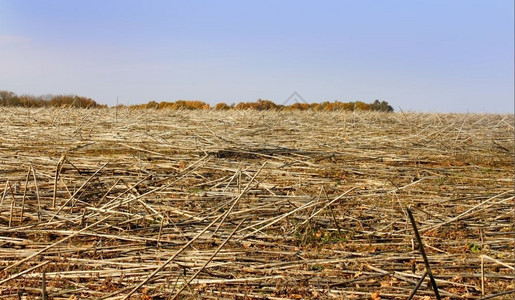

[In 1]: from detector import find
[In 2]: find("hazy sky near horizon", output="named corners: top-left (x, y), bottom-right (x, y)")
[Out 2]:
top-left (1, 1), bottom-right (513, 113)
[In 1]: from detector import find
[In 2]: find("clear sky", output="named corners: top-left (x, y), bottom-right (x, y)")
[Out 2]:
top-left (1, 1), bottom-right (513, 113)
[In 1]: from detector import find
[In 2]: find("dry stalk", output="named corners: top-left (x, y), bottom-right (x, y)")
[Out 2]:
top-left (0, 108), bottom-right (512, 298)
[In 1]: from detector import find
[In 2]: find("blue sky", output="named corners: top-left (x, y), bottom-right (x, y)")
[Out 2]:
top-left (0, 1), bottom-right (513, 112)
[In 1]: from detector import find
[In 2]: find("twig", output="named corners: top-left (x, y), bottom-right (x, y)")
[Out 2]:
top-left (30, 163), bottom-right (42, 222)
top-left (301, 187), bottom-right (356, 225)
top-left (21, 165), bottom-right (31, 224)
top-left (407, 270), bottom-right (428, 300)
top-left (171, 219), bottom-right (245, 299)
top-left (9, 196), bottom-right (14, 228)
top-left (479, 289), bottom-right (515, 299)
top-left (53, 154), bottom-right (66, 208)
top-left (481, 256), bottom-right (485, 296)
top-left (480, 254), bottom-right (515, 270)
top-left (406, 207), bottom-right (441, 300)
top-left (3, 215), bottom-right (111, 271)
top-left (42, 270), bottom-right (47, 300)
top-left (0, 180), bottom-right (8, 205)
top-left (0, 261), bottom-right (50, 285)
top-left (48, 161), bottom-right (108, 222)
top-left (420, 190), bottom-right (513, 232)
top-left (215, 162), bottom-right (266, 233)
top-left (123, 213), bottom-right (225, 299)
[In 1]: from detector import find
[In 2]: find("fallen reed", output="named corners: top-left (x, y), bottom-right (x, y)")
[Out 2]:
top-left (0, 107), bottom-right (513, 299)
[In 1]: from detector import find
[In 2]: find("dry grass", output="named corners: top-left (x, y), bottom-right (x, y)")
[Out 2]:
top-left (0, 107), bottom-right (513, 299)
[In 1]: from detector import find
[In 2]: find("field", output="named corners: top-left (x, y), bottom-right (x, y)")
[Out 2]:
top-left (0, 107), bottom-right (513, 299)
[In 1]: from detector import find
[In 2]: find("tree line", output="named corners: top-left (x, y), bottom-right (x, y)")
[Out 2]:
top-left (0, 90), bottom-right (106, 108)
top-left (129, 99), bottom-right (394, 112)
top-left (0, 90), bottom-right (393, 112)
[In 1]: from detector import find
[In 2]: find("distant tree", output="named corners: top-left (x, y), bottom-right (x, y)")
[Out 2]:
top-left (371, 99), bottom-right (381, 111)
top-left (235, 99), bottom-right (278, 110)
top-left (0, 90), bottom-right (18, 106)
top-left (379, 100), bottom-right (394, 112)
top-left (370, 99), bottom-right (394, 112)
top-left (19, 95), bottom-right (43, 107)
top-left (354, 101), bottom-right (368, 110)
top-left (145, 101), bottom-right (158, 109)
top-left (215, 102), bottom-right (230, 110)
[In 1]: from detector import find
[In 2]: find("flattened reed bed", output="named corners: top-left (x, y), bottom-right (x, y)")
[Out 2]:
top-left (0, 107), bottom-right (513, 299)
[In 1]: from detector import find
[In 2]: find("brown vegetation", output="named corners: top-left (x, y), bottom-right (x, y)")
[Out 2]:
top-left (0, 108), bottom-right (513, 299)
top-left (0, 90), bottom-right (105, 108)
top-left (1, 90), bottom-right (395, 111)
top-left (130, 98), bottom-right (395, 112)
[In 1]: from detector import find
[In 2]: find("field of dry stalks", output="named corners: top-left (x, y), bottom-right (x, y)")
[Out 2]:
top-left (0, 107), bottom-right (513, 299)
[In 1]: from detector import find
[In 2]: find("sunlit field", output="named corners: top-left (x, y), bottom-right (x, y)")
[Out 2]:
top-left (0, 107), bottom-right (513, 299)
